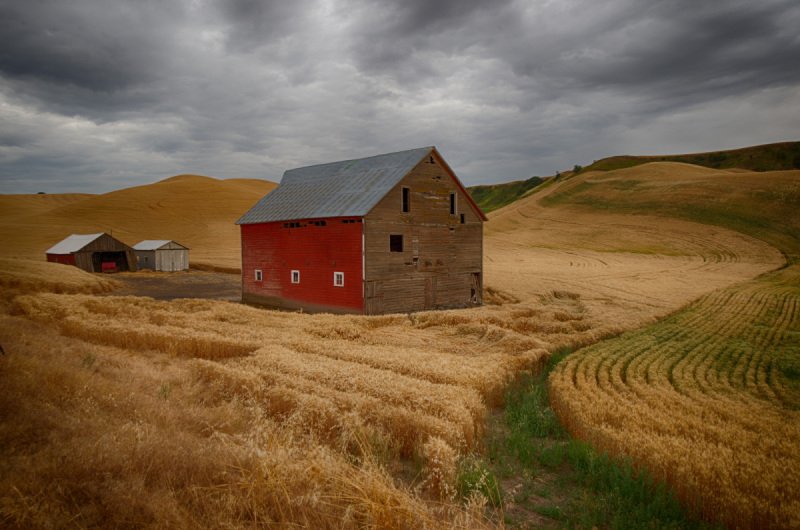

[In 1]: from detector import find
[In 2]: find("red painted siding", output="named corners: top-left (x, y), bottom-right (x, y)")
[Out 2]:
top-left (46, 254), bottom-right (76, 266)
top-left (241, 217), bottom-right (364, 312)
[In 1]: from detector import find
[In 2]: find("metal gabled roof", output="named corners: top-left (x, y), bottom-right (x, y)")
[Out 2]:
top-left (132, 240), bottom-right (187, 251)
top-left (236, 147), bottom-right (434, 224)
top-left (45, 233), bottom-right (104, 254)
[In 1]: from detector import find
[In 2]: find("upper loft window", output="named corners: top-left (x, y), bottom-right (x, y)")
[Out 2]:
top-left (450, 192), bottom-right (456, 215)
top-left (402, 187), bottom-right (410, 213)
top-left (390, 234), bottom-right (403, 252)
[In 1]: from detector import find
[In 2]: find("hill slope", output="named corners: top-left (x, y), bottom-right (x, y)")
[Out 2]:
top-left (537, 162), bottom-right (800, 262)
top-left (582, 141), bottom-right (800, 173)
top-left (467, 176), bottom-right (545, 213)
top-left (0, 175), bottom-right (277, 269)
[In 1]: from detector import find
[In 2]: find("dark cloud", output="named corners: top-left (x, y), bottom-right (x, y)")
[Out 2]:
top-left (0, 0), bottom-right (798, 194)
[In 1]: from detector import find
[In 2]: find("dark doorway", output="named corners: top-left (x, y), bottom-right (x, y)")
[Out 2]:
top-left (470, 272), bottom-right (482, 304)
top-left (92, 251), bottom-right (129, 273)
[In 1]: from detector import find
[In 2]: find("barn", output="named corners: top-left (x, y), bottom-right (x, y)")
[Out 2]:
top-left (45, 233), bottom-right (137, 273)
top-left (236, 146), bottom-right (487, 314)
top-left (133, 240), bottom-right (189, 271)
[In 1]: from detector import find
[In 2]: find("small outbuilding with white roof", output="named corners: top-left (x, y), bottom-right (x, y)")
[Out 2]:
top-left (45, 233), bottom-right (137, 273)
top-left (132, 240), bottom-right (189, 272)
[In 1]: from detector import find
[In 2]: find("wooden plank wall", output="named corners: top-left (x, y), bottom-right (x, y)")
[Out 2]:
top-left (364, 153), bottom-right (483, 314)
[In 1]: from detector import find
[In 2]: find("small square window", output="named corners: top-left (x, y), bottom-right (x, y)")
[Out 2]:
top-left (333, 271), bottom-right (344, 287)
top-left (460, 213), bottom-right (466, 224)
top-left (390, 234), bottom-right (403, 252)
top-left (291, 270), bottom-right (300, 284)
top-left (255, 269), bottom-right (263, 282)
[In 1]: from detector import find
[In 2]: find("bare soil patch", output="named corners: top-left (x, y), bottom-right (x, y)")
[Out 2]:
top-left (104, 270), bottom-right (240, 301)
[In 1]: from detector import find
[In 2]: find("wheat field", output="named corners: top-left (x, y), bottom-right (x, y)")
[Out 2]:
top-left (549, 265), bottom-right (800, 528)
top-left (1, 164), bottom-right (798, 527)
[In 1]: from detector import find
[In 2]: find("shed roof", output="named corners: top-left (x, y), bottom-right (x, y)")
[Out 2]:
top-left (133, 240), bottom-right (187, 251)
top-left (237, 147), bottom-right (438, 224)
top-left (45, 233), bottom-right (104, 254)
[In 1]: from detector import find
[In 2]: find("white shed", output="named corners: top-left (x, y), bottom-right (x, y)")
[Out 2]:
top-left (133, 240), bottom-right (189, 272)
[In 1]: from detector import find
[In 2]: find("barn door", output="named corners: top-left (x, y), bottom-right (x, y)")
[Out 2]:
top-left (470, 273), bottom-right (482, 305)
top-left (365, 280), bottom-right (383, 314)
top-left (424, 277), bottom-right (437, 309)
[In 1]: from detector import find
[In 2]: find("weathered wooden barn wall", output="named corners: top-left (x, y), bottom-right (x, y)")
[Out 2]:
top-left (363, 152), bottom-right (482, 313)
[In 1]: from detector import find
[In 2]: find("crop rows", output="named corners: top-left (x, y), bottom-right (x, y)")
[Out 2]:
top-left (14, 291), bottom-right (594, 460)
top-left (550, 265), bottom-right (800, 529)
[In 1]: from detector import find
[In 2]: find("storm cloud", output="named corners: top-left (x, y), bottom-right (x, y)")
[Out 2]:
top-left (1, 0), bottom-right (798, 193)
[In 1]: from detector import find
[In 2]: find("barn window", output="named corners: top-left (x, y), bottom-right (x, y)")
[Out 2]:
top-left (255, 269), bottom-right (263, 282)
top-left (333, 271), bottom-right (344, 287)
top-left (450, 192), bottom-right (456, 215)
top-left (402, 187), bottom-right (410, 213)
top-left (460, 213), bottom-right (466, 224)
top-left (390, 234), bottom-right (403, 252)
top-left (291, 270), bottom-right (300, 284)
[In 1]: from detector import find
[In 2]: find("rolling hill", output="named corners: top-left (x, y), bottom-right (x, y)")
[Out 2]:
top-left (467, 141), bottom-right (799, 214)
top-left (581, 140), bottom-right (800, 173)
top-left (466, 176), bottom-right (545, 213)
top-left (0, 174), bottom-right (277, 269)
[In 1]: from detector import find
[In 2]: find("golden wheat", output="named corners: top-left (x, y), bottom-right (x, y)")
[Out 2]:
top-left (549, 265), bottom-right (800, 529)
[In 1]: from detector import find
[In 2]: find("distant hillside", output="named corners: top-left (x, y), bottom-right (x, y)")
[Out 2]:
top-left (468, 176), bottom-right (545, 213)
top-left (0, 175), bottom-right (277, 269)
top-left (582, 141), bottom-right (800, 173)
top-left (538, 162), bottom-right (800, 262)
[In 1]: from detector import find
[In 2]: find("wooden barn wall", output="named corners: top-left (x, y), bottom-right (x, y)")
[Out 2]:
top-left (155, 249), bottom-right (189, 271)
top-left (241, 217), bottom-right (364, 312)
top-left (364, 154), bottom-right (483, 314)
top-left (71, 252), bottom-right (95, 272)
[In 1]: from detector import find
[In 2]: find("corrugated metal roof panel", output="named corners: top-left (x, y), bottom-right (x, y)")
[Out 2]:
top-left (45, 233), bottom-right (104, 254)
top-left (132, 240), bottom-right (172, 251)
top-left (237, 147), bottom-right (433, 224)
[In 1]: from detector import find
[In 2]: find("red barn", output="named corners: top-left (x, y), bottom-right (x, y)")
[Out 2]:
top-left (236, 146), bottom-right (487, 314)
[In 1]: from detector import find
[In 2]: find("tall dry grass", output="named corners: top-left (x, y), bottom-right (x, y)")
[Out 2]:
top-left (0, 310), bottom-right (498, 529)
top-left (0, 258), bottom-right (119, 297)
top-left (2, 268), bottom-right (604, 528)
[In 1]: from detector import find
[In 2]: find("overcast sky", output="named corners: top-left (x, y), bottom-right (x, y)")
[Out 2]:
top-left (1, 0), bottom-right (798, 194)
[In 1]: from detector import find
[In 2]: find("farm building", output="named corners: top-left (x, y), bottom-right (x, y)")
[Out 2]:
top-left (237, 146), bottom-right (487, 314)
top-left (45, 233), bottom-right (137, 273)
top-left (133, 240), bottom-right (189, 271)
